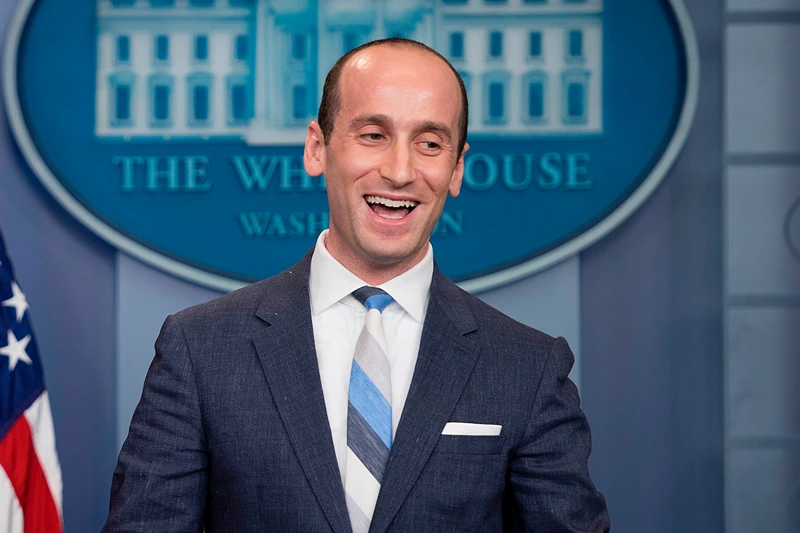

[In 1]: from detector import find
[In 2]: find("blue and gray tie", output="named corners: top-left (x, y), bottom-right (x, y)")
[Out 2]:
top-left (345, 286), bottom-right (394, 533)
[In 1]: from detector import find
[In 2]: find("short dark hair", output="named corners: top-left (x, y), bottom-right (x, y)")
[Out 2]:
top-left (317, 38), bottom-right (469, 158)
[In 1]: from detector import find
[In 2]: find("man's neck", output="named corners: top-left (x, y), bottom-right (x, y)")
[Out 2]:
top-left (323, 238), bottom-right (427, 286)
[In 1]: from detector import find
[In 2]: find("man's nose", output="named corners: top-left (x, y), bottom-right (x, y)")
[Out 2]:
top-left (380, 141), bottom-right (415, 187)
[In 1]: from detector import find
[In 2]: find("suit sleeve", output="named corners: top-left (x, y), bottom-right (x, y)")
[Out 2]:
top-left (507, 336), bottom-right (610, 532)
top-left (102, 315), bottom-right (208, 533)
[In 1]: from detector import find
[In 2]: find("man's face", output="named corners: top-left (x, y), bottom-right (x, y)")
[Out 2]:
top-left (304, 45), bottom-right (467, 283)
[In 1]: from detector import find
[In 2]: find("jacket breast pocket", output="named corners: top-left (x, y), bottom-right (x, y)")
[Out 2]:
top-left (432, 434), bottom-right (506, 455)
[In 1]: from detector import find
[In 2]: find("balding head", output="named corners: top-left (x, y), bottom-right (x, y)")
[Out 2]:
top-left (317, 38), bottom-right (469, 158)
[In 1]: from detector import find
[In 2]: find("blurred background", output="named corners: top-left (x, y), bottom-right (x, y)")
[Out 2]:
top-left (0, 0), bottom-right (798, 531)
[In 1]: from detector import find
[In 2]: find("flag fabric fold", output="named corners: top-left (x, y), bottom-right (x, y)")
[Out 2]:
top-left (0, 229), bottom-right (63, 533)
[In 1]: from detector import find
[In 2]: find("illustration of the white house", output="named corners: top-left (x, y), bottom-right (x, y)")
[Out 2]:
top-left (95, 0), bottom-right (602, 144)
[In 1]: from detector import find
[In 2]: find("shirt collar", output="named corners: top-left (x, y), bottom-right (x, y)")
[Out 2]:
top-left (308, 230), bottom-right (432, 324)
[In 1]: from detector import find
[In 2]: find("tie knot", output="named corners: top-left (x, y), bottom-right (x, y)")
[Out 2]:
top-left (352, 286), bottom-right (393, 313)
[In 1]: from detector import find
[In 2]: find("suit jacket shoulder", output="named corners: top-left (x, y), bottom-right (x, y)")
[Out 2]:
top-left (168, 251), bottom-right (313, 343)
top-left (429, 266), bottom-right (561, 372)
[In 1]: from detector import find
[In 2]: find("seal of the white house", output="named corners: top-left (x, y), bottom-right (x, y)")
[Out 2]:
top-left (4, 0), bottom-right (698, 292)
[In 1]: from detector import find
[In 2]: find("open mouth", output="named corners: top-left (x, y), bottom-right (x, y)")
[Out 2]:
top-left (365, 195), bottom-right (418, 220)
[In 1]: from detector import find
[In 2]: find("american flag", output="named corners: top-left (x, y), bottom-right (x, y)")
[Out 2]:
top-left (0, 229), bottom-right (63, 532)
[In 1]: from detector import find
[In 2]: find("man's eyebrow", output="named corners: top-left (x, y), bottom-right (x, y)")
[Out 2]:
top-left (348, 115), bottom-right (453, 144)
top-left (413, 121), bottom-right (453, 144)
top-left (349, 113), bottom-right (391, 130)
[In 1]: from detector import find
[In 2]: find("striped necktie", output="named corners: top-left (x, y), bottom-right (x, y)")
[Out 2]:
top-left (345, 286), bottom-right (394, 533)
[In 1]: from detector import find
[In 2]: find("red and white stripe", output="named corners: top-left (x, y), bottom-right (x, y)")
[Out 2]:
top-left (0, 391), bottom-right (63, 533)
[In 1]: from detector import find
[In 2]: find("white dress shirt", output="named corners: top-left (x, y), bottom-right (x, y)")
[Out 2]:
top-left (308, 230), bottom-right (432, 482)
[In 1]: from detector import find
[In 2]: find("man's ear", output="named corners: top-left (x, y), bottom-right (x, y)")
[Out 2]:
top-left (304, 121), bottom-right (326, 177)
top-left (449, 142), bottom-right (468, 198)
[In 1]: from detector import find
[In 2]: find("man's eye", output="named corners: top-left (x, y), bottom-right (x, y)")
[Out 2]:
top-left (421, 141), bottom-right (441, 150)
top-left (363, 133), bottom-right (383, 141)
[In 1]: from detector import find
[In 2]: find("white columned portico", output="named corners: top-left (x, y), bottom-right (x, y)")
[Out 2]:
top-left (252, 0), bottom-right (268, 126)
top-left (375, 0), bottom-right (385, 39)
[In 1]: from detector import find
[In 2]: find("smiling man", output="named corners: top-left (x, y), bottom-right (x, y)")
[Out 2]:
top-left (304, 41), bottom-right (467, 285)
top-left (104, 39), bottom-right (609, 533)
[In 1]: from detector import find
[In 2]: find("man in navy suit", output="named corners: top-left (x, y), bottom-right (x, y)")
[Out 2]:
top-left (104, 38), bottom-right (609, 532)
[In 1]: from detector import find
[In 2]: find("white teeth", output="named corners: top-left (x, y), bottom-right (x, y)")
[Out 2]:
top-left (365, 195), bottom-right (419, 208)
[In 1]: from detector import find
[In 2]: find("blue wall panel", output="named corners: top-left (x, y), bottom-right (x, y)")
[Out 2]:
top-left (582, 0), bottom-right (724, 530)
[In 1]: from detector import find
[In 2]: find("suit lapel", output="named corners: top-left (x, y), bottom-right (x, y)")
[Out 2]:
top-left (252, 254), bottom-right (352, 533)
top-left (369, 267), bottom-right (480, 533)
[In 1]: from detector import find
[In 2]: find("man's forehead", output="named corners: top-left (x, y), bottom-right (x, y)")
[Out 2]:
top-left (341, 45), bottom-right (456, 87)
top-left (337, 45), bottom-right (461, 111)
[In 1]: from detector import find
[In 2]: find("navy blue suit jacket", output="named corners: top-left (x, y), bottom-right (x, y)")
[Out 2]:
top-left (103, 252), bottom-right (609, 532)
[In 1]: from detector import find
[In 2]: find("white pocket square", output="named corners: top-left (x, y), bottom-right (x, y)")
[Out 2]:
top-left (441, 422), bottom-right (502, 436)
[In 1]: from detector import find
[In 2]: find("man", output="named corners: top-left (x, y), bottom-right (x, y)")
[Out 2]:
top-left (104, 39), bottom-right (609, 532)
